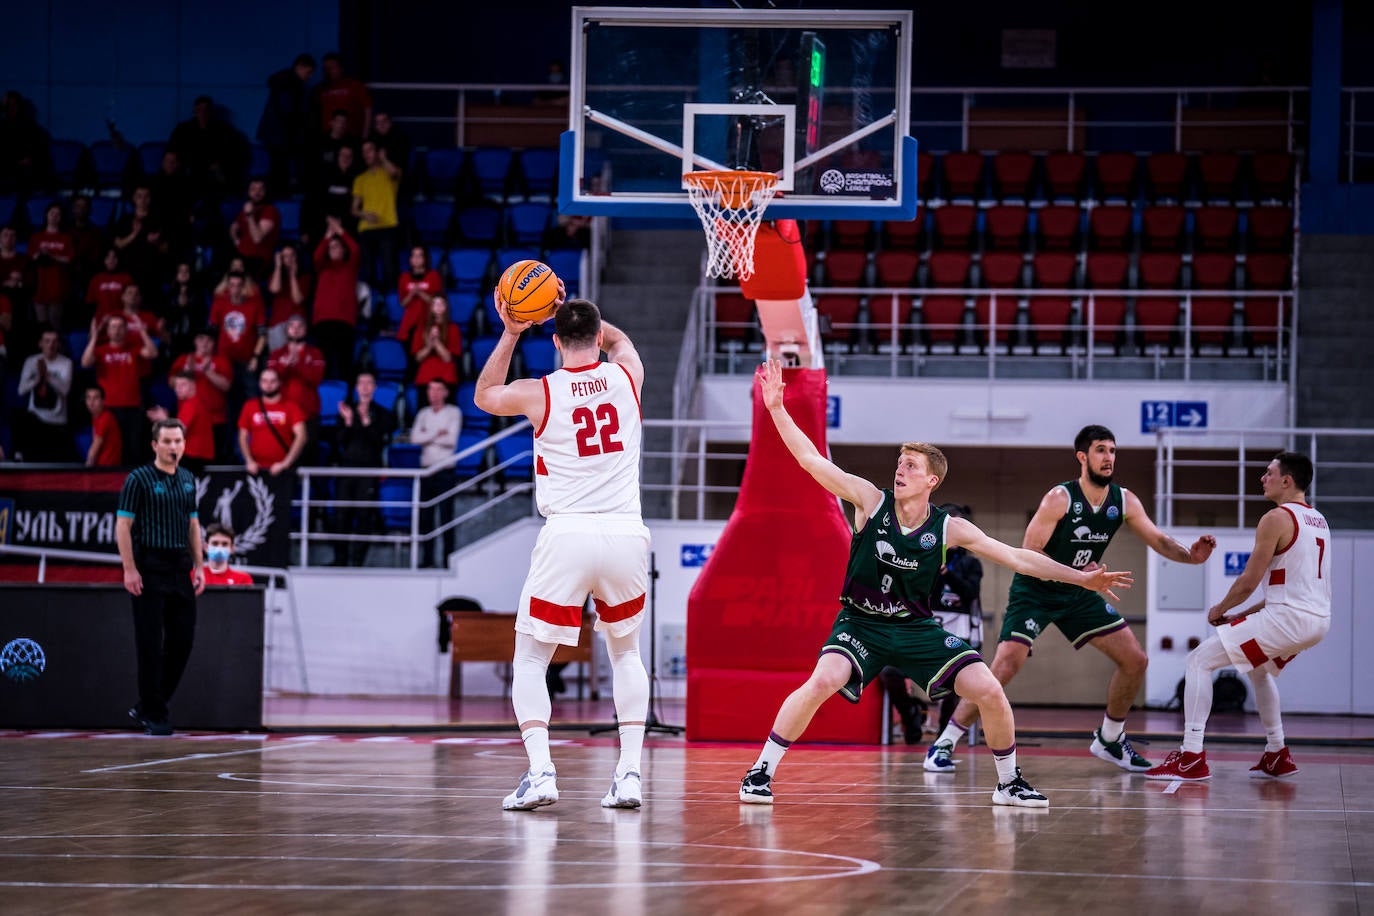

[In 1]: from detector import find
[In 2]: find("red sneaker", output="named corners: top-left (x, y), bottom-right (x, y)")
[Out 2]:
top-left (1144, 749), bottom-right (1211, 780)
top-left (1250, 747), bottom-right (1299, 778)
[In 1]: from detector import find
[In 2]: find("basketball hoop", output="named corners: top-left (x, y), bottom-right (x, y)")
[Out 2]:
top-left (683, 170), bottom-right (779, 280)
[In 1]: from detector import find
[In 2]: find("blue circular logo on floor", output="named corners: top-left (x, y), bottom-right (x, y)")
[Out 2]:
top-left (1, 638), bottom-right (46, 683)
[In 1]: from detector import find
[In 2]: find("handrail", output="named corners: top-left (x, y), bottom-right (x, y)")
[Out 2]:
top-left (0, 543), bottom-right (309, 693)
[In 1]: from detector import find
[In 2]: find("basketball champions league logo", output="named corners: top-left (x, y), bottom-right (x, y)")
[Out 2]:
top-left (1, 638), bottom-right (46, 683)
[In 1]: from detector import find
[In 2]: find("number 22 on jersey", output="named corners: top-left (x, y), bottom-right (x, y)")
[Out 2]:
top-left (573, 404), bottom-right (623, 457)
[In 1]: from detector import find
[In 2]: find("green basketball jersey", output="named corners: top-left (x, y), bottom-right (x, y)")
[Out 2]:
top-left (1010, 480), bottom-right (1125, 598)
top-left (840, 491), bottom-right (947, 620)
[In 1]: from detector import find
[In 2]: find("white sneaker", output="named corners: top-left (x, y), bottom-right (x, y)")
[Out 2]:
top-left (924, 740), bottom-right (956, 772)
top-left (600, 769), bottom-right (642, 808)
top-left (991, 767), bottom-right (1050, 808)
top-left (502, 765), bottom-right (559, 810)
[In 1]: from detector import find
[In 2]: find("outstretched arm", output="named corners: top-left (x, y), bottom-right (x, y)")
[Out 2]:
top-left (1208, 508), bottom-right (1287, 624)
top-left (948, 516), bottom-right (1133, 599)
top-left (1123, 489), bottom-right (1216, 563)
top-left (758, 359), bottom-right (882, 522)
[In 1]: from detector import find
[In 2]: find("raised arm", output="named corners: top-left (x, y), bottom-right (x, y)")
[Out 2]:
top-left (948, 516), bottom-right (1133, 598)
top-left (599, 320), bottom-right (644, 396)
top-left (472, 291), bottom-right (547, 426)
top-left (1123, 488), bottom-right (1216, 564)
top-left (758, 358), bottom-right (881, 520)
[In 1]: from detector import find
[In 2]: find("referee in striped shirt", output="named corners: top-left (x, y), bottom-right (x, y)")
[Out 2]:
top-left (116, 417), bottom-right (205, 736)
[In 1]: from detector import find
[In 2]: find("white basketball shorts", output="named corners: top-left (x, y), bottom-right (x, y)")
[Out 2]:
top-left (1214, 604), bottom-right (1330, 676)
top-left (516, 515), bottom-right (651, 646)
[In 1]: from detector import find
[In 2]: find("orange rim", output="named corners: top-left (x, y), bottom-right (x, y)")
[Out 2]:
top-left (684, 169), bottom-right (779, 209)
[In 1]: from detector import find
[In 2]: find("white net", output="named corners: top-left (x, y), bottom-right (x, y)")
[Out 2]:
top-left (683, 170), bottom-right (779, 280)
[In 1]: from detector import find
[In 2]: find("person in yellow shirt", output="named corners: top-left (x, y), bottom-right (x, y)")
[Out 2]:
top-left (351, 138), bottom-right (401, 312)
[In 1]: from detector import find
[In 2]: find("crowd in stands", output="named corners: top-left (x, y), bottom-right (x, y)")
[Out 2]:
top-left (0, 54), bottom-right (588, 564)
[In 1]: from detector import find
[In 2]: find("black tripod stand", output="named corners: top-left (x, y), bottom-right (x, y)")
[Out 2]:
top-left (591, 551), bottom-right (683, 735)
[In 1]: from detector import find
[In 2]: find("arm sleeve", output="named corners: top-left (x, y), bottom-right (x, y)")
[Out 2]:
top-left (117, 473), bottom-right (142, 519)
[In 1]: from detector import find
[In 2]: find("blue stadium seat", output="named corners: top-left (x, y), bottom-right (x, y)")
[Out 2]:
top-left (379, 478), bottom-right (414, 531)
top-left (518, 148), bottom-right (559, 199)
top-left (316, 379), bottom-right (350, 425)
top-left (27, 197), bottom-right (58, 230)
top-left (411, 200), bottom-right (454, 244)
top-left (275, 199), bottom-right (302, 239)
top-left (368, 338), bottom-right (409, 383)
top-left (74, 428), bottom-right (93, 460)
top-left (49, 140), bottom-right (86, 188)
top-left (457, 206), bottom-right (502, 248)
top-left (455, 380), bottom-right (489, 431)
top-left (384, 291), bottom-right (405, 327)
top-left (149, 380), bottom-right (178, 415)
top-left (373, 379), bottom-right (405, 417)
top-left (66, 330), bottom-right (90, 360)
top-left (471, 147), bottom-right (514, 201)
top-left (248, 143), bottom-right (271, 178)
top-left (447, 248), bottom-right (492, 294)
top-left (494, 433), bottom-right (534, 482)
top-left (88, 197), bottom-right (118, 228)
top-left (88, 141), bottom-right (129, 189)
top-left (507, 202), bottom-right (553, 246)
top-left (545, 249), bottom-right (583, 297)
top-left (423, 149), bottom-right (465, 199)
top-left (137, 141), bottom-right (167, 177)
top-left (405, 384), bottom-right (418, 421)
top-left (454, 428), bottom-right (488, 479)
top-left (448, 292), bottom-right (480, 328)
top-left (519, 336), bottom-right (559, 378)
top-left (386, 442), bottom-right (422, 469)
top-left (0, 195), bottom-right (18, 228)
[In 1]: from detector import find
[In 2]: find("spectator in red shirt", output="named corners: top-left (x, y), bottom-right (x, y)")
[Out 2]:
top-left (411, 296), bottom-right (463, 393)
top-left (311, 53), bottom-right (372, 138)
top-left (82, 313), bottom-right (157, 464)
top-left (28, 201), bottom-right (74, 329)
top-left (229, 177), bottom-right (281, 282)
top-left (268, 313), bottom-right (326, 425)
top-left (266, 244), bottom-right (311, 350)
top-left (113, 283), bottom-right (165, 358)
top-left (87, 248), bottom-right (134, 321)
top-left (238, 366), bottom-right (308, 476)
top-left (312, 216), bottom-right (360, 380)
top-left (170, 329), bottom-right (233, 461)
top-left (202, 523), bottom-right (254, 585)
top-left (397, 246), bottom-right (443, 341)
top-left (85, 384), bottom-right (123, 467)
top-left (209, 271), bottom-right (267, 371)
top-left (146, 371), bottom-right (214, 476)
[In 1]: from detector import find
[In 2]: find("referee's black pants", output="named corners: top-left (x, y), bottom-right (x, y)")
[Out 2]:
top-left (131, 550), bottom-right (198, 723)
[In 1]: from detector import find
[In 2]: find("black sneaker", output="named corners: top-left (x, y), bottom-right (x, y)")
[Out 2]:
top-left (128, 706), bottom-right (173, 737)
top-left (739, 764), bottom-right (773, 804)
top-left (992, 767), bottom-right (1049, 808)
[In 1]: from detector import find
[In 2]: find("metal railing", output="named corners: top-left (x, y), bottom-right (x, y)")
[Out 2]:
top-left (1343, 87), bottom-right (1374, 182)
top-left (0, 543), bottom-right (309, 693)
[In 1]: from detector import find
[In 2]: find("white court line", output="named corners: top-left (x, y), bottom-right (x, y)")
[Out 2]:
top-left (1163, 779), bottom-right (1183, 794)
top-left (884, 864), bottom-right (1374, 889)
top-left (83, 743), bottom-right (303, 773)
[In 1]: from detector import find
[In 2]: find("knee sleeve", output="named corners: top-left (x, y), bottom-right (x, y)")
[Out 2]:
top-left (605, 628), bottom-right (649, 723)
top-left (1184, 636), bottom-right (1231, 727)
top-left (512, 632), bottom-right (558, 725)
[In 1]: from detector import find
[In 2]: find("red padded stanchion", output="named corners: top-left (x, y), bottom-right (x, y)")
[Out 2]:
top-left (686, 367), bottom-right (885, 743)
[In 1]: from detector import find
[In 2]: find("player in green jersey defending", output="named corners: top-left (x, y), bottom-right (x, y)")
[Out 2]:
top-left (739, 362), bottom-right (1134, 808)
top-left (932, 424), bottom-right (1216, 775)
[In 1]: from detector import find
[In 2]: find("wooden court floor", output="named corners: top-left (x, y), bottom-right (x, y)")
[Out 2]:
top-left (2, 729), bottom-right (1372, 914)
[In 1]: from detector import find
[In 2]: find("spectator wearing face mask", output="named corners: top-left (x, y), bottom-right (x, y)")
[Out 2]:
top-left (201, 523), bottom-right (254, 586)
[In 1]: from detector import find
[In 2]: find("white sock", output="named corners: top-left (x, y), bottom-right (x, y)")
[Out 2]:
top-left (617, 724), bottom-right (645, 776)
top-left (992, 745), bottom-right (1017, 784)
top-left (937, 720), bottom-right (967, 749)
top-left (522, 726), bottom-right (552, 773)
top-left (1182, 637), bottom-right (1230, 754)
top-left (1248, 669), bottom-right (1285, 752)
top-left (1100, 714), bottom-right (1125, 743)
top-left (753, 732), bottom-right (792, 775)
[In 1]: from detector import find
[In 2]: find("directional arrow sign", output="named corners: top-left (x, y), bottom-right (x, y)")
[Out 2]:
top-left (1175, 401), bottom-right (1208, 428)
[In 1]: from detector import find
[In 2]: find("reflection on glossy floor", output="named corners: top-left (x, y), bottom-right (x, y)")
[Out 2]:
top-left (2, 730), bottom-right (1372, 914)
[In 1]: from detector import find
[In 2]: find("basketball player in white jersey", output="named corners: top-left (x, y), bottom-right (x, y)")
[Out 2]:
top-left (474, 288), bottom-right (652, 811)
top-left (1146, 451), bottom-right (1331, 781)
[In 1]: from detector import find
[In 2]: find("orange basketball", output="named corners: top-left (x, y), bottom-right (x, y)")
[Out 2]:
top-left (498, 259), bottom-right (561, 323)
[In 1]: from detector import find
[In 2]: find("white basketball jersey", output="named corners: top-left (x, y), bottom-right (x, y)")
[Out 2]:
top-left (1264, 502), bottom-right (1332, 616)
top-left (534, 361), bottom-right (642, 517)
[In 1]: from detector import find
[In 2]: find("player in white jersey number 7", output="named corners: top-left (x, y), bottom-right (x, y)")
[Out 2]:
top-left (475, 284), bottom-right (654, 811)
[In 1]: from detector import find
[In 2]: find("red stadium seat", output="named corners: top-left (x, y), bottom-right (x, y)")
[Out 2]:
top-left (1135, 297), bottom-right (1181, 348)
top-left (1094, 152), bottom-right (1138, 200)
top-left (1190, 297), bottom-right (1236, 349)
top-left (1246, 253), bottom-right (1291, 290)
top-left (1195, 206), bottom-right (1239, 252)
top-left (1044, 151), bottom-right (1086, 200)
top-left (927, 250), bottom-right (973, 287)
top-left (941, 151), bottom-right (985, 200)
top-left (1248, 206), bottom-right (1293, 253)
top-left (1036, 204), bottom-right (1081, 250)
top-left (882, 210), bottom-right (924, 250)
top-left (980, 252), bottom-right (1024, 288)
top-left (823, 250), bottom-right (868, 286)
top-left (815, 295), bottom-right (862, 348)
top-left (918, 295), bottom-right (966, 347)
top-left (874, 251), bottom-right (920, 287)
top-left (1243, 296), bottom-right (1284, 348)
top-left (1145, 152), bottom-right (1189, 201)
top-left (973, 295), bottom-right (1016, 346)
top-left (1198, 153), bottom-right (1242, 201)
top-left (1089, 205), bottom-right (1133, 250)
top-left (932, 204), bottom-right (978, 249)
top-left (1032, 251), bottom-right (1078, 288)
top-left (1028, 296), bottom-right (1074, 351)
top-left (985, 204), bottom-right (1028, 250)
top-left (917, 152), bottom-right (934, 200)
top-left (830, 219), bottom-right (872, 249)
top-left (1085, 252), bottom-right (1130, 288)
top-left (1192, 253), bottom-right (1237, 290)
top-left (715, 293), bottom-right (755, 346)
top-left (992, 151), bottom-right (1035, 200)
top-left (1142, 205), bottom-right (1187, 251)
top-left (1085, 295), bottom-right (1127, 348)
top-left (868, 293), bottom-right (916, 349)
top-left (1251, 152), bottom-right (1294, 200)
top-left (1139, 252), bottom-right (1184, 289)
